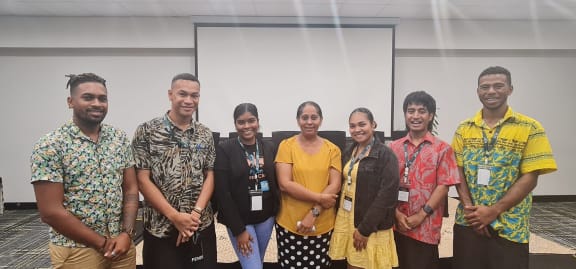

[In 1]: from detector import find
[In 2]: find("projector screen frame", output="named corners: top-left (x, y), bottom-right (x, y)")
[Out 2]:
top-left (193, 17), bottom-right (397, 139)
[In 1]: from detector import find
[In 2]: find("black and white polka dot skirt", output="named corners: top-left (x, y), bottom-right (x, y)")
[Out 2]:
top-left (275, 223), bottom-right (333, 269)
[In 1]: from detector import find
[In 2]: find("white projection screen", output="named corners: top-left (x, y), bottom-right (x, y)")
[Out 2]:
top-left (195, 22), bottom-right (395, 137)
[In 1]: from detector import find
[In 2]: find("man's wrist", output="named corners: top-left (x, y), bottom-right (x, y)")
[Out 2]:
top-left (98, 236), bottom-right (108, 252)
top-left (121, 227), bottom-right (135, 240)
top-left (192, 206), bottom-right (203, 215)
top-left (422, 204), bottom-right (434, 216)
top-left (491, 203), bottom-right (506, 215)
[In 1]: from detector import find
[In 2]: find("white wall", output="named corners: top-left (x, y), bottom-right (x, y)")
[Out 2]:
top-left (393, 20), bottom-right (576, 196)
top-left (0, 16), bottom-right (195, 48)
top-left (0, 16), bottom-right (573, 202)
top-left (0, 17), bottom-right (196, 202)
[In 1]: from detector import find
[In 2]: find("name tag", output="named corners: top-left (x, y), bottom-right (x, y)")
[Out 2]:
top-left (398, 187), bottom-right (410, 202)
top-left (477, 165), bottom-right (492, 186)
top-left (250, 190), bottom-right (263, 211)
top-left (343, 196), bottom-right (353, 211)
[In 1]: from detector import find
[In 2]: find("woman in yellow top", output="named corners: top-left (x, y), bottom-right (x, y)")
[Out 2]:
top-left (275, 101), bottom-right (342, 269)
top-left (329, 107), bottom-right (399, 269)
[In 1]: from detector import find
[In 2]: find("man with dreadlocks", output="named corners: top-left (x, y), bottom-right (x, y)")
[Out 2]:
top-left (30, 73), bottom-right (139, 269)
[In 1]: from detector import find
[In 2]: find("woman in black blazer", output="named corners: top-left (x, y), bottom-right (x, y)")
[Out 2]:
top-left (214, 103), bottom-right (280, 269)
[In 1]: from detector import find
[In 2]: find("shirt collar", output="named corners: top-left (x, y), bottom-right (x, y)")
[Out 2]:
top-left (64, 120), bottom-right (106, 142)
top-left (398, 131), bottom-right (435, 146)
top-left (164, 111), bottom-right (195, 132)
top-left (473, 106), bottom-right (515, 127)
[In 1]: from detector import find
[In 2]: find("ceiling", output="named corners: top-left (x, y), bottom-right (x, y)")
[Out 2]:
top-left (0, 0), bottom-right (575, 20)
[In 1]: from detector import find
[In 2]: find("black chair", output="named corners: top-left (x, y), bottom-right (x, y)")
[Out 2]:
top-left (391, 130), bottom-right (408, 140)
top-left (210, 132), bottom-right (220, 214)
top-left (318, 130), bottom-right (346, 153)
top-left (374, 130), bottom-right (386, 143)
top-left (212, 132), bottom-right (220, 146)
top-left (271, 131), bottom-right (300, 148)
top-left (228, 132), bottom-right (263, 140)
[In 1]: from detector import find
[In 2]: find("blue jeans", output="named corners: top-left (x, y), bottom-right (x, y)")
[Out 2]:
top-left (226, 216), bottom-right (275, 269)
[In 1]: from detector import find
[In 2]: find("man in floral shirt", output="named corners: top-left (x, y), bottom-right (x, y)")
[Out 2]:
top-left (31, 73), bottom-right (139, 268)
top-left (390, 91), bottom-right (460, 269)
top-left (132, 73), bottom-right (217, 269)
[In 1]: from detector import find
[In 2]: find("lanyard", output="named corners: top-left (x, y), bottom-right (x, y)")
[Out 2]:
top-left (347, 137), bottom-right (375, 186)
top-left (163, 115), bottom-right (194, 148)
top-left (402, 141), bottom-right (428, 185)
top-left (237, 137), bottom-right (262, 189)
top-left (481, 125), bottom-right (502, 165)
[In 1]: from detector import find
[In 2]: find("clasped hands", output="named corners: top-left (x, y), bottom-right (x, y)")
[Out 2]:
top-left (463, 204), bottom-right (500, 237)
top-left (296, 193), bottom-right (338, 234)
top-left (101, 232), bottom-right (131, 260)
top-left (173, 210), bottom-right (202, 246)
top-left (394, 208), bottom-right (426, 232)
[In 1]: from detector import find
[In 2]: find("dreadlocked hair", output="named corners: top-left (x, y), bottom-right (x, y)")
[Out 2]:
top-left (65, 73), bottom-right (106, 94)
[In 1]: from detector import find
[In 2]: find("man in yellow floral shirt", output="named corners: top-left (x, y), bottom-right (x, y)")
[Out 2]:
top-left (31, 73), bottom-right (139, 269)
top-left (452, 66), bottom-right (557, 269)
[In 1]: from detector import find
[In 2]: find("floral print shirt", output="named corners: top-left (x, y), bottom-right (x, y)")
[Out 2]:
top-left (390, 132), bottom-right (460, 245)
top-left (132, 113), bottom-right (216, 238)
top-left (452, 107), bottom-right (557, 243)
top-left (30, 121), bottom-right (134, 247)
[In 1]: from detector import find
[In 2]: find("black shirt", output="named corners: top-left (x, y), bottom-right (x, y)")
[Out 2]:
top-left (214, 138), bottom-right (280, 236)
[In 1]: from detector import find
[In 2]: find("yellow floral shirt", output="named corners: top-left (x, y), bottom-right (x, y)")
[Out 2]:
top-left (452, 107), bottom-right (557, 243)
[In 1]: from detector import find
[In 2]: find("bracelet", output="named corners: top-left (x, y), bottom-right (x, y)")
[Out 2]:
top-left (99, 236), bottom-right (108, 252)
top-left (192, 206), bottom-right (203, 215)
top-left (122, 227), bottom-right (135, 240)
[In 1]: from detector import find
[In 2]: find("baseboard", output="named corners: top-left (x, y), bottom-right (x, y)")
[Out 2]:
top-left (3, 201), bottom-right (146, 210)
top-left (533, 195), bottom-right (576, 202)
top-left (450, 195), bottom-right (576, 203)
top-left (3, 202), bottom-right (38, 210)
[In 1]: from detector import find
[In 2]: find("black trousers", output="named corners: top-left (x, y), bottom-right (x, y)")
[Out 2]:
top-left (394, 231), bottom-right (439, 269)
top-left (142, 222), bottom-right (217, 269)
top-left (453, 224), bottom-right (529, 269)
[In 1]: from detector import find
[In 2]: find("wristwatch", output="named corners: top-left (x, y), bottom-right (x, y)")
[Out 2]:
top-left (311, 207), bottom-right (320, 218)
top-left (423, 204), bottom-right (434, 215)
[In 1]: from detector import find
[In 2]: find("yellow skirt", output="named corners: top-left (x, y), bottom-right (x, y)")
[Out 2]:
top-left (328, 206), bottom-right (398, 269)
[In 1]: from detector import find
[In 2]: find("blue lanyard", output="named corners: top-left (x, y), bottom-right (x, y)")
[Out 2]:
top-left (347, 137), bottom-right (375, 186)
top-left (402, 141), bottom-right (428, 185)
top-left (237, 137), bottom-right (262, 188)
top-left (481, 125), bottom-right (502, 165)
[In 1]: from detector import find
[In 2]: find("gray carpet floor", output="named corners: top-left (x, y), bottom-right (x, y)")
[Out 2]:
top-left (1, 201), bottom-right (575, 269)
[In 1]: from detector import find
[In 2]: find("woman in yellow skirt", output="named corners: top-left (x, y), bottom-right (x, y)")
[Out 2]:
top-left (329, 107), bottom-right (400, 269)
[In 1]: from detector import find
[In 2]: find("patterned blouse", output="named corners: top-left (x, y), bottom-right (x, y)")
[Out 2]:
top-left (132, 113), bottom-right (216, 238)
top-left (30, 121), bottom-right (134, 247)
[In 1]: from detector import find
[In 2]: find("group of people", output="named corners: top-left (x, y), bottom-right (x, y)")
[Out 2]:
top-left (30, 65), bottom-right (557, 269)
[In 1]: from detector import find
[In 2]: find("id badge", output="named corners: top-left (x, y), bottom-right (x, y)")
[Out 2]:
top-left (398, 187), bottom-right (410, 202)
top-left (477, 165), bottom-right (492, 186)
top-left (260, 180), bottom-right (270, 192)
top-left (250, 190), bottom-right (263, 211)
top-left (342, 196), bottom-right (353, 211)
